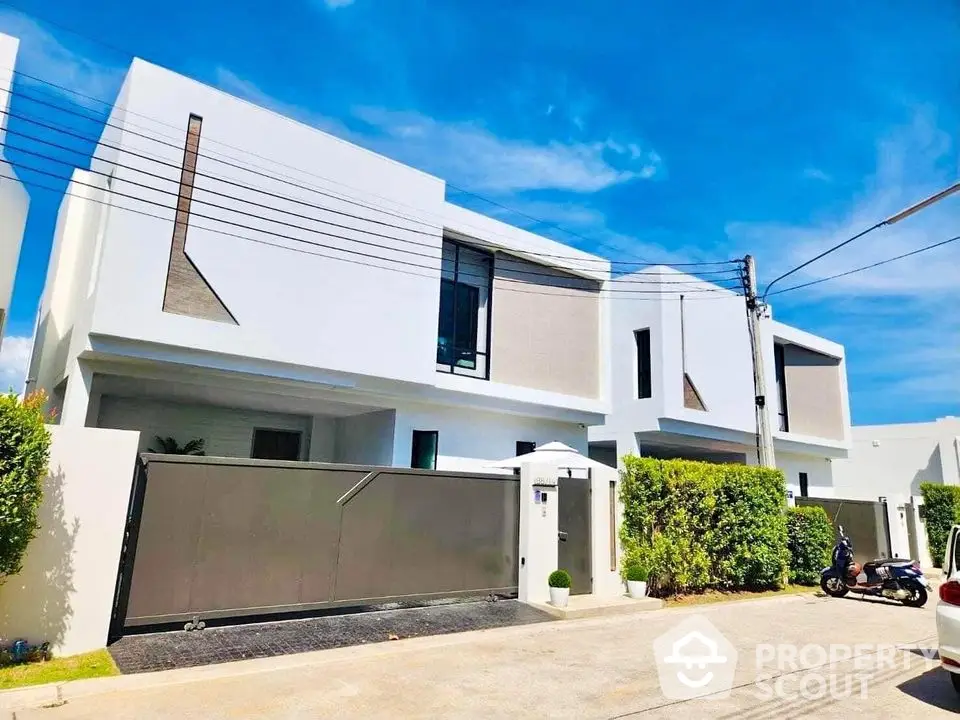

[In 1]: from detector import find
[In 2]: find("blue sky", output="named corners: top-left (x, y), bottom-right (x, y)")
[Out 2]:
top-left (0, 0), bottom-right (957, 423)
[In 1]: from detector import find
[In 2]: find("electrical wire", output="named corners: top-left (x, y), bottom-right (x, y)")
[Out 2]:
top-left (0, 127), bottom-right (744, 291)
top-left (0, 58), bottom-right (742, 271)
top-left (0, 165), bottom-right (744, 300)
top-left (766, 233), bottom-right (960, 297)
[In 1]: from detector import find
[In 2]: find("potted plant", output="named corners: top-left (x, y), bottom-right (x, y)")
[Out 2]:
top-left (625, 564), bottom-right (649, 599)
top-left (548, 569), bottom-right (572, 607)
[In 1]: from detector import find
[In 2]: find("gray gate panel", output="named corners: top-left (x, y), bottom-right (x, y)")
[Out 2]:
top-left (796, 497), bottom-right (891, 565)
top-left (558, 475), bottom-right (592, 596)
top-left (905, 502), bottom-right (920, 561)
top-left (121, 457), bottom-right (519, 628)
top-left (335, 471), bottom-right (519, 601)
top-left (125, 461), bottom-right (206, 621)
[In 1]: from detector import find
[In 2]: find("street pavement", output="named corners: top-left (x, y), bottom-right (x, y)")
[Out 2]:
top-left (13, 590), bottom-right (958, 719)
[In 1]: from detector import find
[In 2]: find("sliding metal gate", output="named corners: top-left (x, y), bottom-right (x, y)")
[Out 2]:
top-left (796, 497), bottom-right (891, 565)
top-left (111, 455), bottom-right (520, 634)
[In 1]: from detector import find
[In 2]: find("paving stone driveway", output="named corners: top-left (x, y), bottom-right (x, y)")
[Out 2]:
top-left (109, 598), bottom-right (552, 673)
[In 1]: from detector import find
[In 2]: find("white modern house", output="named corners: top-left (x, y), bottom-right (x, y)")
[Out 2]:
top-left (832, 416), bottom-right (960, 500)
top-left (588, 266), bottom-right (852, 498)
top-left (830, 416), bottom-right (959, 568)
top-left (0, 32), bottom-right (29, 341)
top-left (26, 58), bottom-right (612, 471)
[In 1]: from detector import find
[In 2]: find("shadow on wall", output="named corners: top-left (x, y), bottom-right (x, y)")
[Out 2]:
top-left (0, 467), bottom-right (79, 649)
top-left (912, 447), bottom-right (943, 496)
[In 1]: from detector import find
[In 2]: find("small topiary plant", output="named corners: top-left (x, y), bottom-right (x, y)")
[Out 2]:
top-left (0, 391), bottom-right (51, 580)
top-left (548, 569), bottom-right (571, 588)
top-left (625, 564), bottom-right (649, 582)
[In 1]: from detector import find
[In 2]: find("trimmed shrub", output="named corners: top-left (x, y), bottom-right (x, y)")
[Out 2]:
top-left (786, 506), bottom-right (834, 585)
top-left (619, 456), bottom-right (788, 596)
top-left (624, 564), bottom-right (649, 582)
top-left (920, 483), bottom-right (960, 568)
top-left (0, 392), bottom-right (51, 579)
top-left (548, 569), bottom-right (571, 588)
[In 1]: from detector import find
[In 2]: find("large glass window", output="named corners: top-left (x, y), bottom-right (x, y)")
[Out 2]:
top-left (437, 240), bottom-right (492, 378)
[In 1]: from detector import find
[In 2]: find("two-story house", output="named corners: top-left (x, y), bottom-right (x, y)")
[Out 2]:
top-left (588, 266), bottom-right (851, 497)
top-left (0, 32), bottom-right (29, 342)
top-left (26, 58), bottom-right (611, 470)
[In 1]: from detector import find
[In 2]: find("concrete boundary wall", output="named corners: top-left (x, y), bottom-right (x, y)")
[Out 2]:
top-left (0, 426), bottom-right (140, 656)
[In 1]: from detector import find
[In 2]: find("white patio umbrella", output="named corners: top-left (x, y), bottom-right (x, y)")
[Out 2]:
top-left (487, 441), bottom-right (611, 472)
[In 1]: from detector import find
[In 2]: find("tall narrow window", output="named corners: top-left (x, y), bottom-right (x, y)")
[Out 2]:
top-left (411, 430), bottom-right (439, 470)
top-left (635, 329), bottom-right (652, 399)
top-left (799, 472), bottom-right (809, 498)
top-left (775, 344), bottom-right (789, 431)
top-left (437, 240), bottom-right (492, 379)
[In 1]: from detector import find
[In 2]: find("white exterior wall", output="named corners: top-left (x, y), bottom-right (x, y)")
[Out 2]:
top-left (590, 266), bottom-right (851, 488)
top-left (97, 395), bottom-right (312, 459)
top-left (27, 171), bottom-right (107, 397)
top-left (334, 410), bottom-right (396, 466)
top-left (393, 402), bottom-right (588, 473)
top-left (0, 33), bottom-right (29, 336)
top-left (832, 417), bottom-right (960, 501)
top-left (0, 426), bottom-right (140, 657)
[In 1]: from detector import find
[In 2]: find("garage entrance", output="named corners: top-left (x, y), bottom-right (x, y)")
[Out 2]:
top-left (110, 455), bottom-right (520, 635)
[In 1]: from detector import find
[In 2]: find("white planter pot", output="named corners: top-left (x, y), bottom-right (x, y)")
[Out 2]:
top-left (549, 586), bottom-right (570, 607)
top-left (627, 580), bottom-right (647, 599)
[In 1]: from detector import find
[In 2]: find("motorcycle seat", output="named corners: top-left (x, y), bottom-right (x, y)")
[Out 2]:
top-left (863, 558), bottom-right (914, 573)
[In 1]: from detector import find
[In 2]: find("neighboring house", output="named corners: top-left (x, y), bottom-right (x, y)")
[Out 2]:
top-left (588, 266), bottom-right (851, 498)
top-left (832, 417), bottom-right (960, 500)
top-left (0, 33), bottom-right (29, 341)
top-left (25, 57), bottom-right (611, 471)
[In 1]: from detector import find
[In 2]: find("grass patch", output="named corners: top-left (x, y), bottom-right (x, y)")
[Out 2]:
top-left (663, 583), bottom-right (816, 607)
top-left (0, 650), bottom-right (118, 691)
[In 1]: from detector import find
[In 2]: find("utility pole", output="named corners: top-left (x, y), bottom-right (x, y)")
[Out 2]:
top-left (744, 255), bottom-right (776, 468)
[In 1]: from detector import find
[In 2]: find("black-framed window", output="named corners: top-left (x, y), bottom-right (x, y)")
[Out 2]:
top-left (799, 472), bottom-right (809, 498)
top-left (775, 344), bottom-right (789, 432)
top-left (516, 441), bottom-right (537, 457)
top-left (411, 430), bottom-right (439, 470)
top-left (437, 240), bottom-right (492, 379)
top-left (635, 329), bottom-right (652, 399)
top-left (251, 428), bottom-right (302, 461)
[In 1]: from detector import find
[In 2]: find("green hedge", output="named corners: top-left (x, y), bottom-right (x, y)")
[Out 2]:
top-left (0, 392), bottom-right (51, 579)
top-left (786, 506), bottom-right (833, 585)
top-left (920, 483), bottom-right (960, 568)
top-left (619, 456), bottom-right (788, 596)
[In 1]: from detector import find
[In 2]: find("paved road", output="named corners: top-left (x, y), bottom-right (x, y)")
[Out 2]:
top-left (17, 591), bottom-right (959, 719)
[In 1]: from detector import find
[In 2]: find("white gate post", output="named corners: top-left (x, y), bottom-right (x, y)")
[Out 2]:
top-left (518, 461), bottom-right (559, 604)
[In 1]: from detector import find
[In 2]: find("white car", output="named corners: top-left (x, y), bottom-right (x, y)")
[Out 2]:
top-left (936, 525), bottom-right (960, 692)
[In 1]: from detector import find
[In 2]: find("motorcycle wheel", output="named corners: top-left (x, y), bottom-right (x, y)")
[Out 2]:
top-left (900, 583), bottom-right (927, 608)
top-left (820, 575), bottom-right (848, 598)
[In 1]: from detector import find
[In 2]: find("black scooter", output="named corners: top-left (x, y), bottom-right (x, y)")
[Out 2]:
top-left (819, 525), bottom-right (929, 607)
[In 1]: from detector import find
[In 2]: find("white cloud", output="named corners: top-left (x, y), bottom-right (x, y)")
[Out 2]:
top-left (0, 335), bottom-right (31, 394)
top-left (802, 167), bottom-right (832, 182)
top-left (213, 67), bottom-right (350, 137)
top-left (0, 9), bottom-right (122, 105)
top-left (353, 106), bottom-right (661, 193)
top-left (727, 109), bottom-right (960, 298)
top-left (320, 0), bottom-right (355, 8)
top-left (728, 108), bottom-right (960, 416)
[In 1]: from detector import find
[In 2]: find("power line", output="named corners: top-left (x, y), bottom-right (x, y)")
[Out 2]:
top-left (0, 123), bottom-right (744, 291)
top-left (0, 34), bottom-right (741, 270)
top-left (9, 70), bottom-right (738, 275)
top-left (766, 233), bottom-right (960, 297)
top-left (0, 162), bottom-right (743, 299)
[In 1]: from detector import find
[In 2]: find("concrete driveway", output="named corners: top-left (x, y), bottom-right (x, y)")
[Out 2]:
top-left (11, 591), bottom-right (958, 719)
